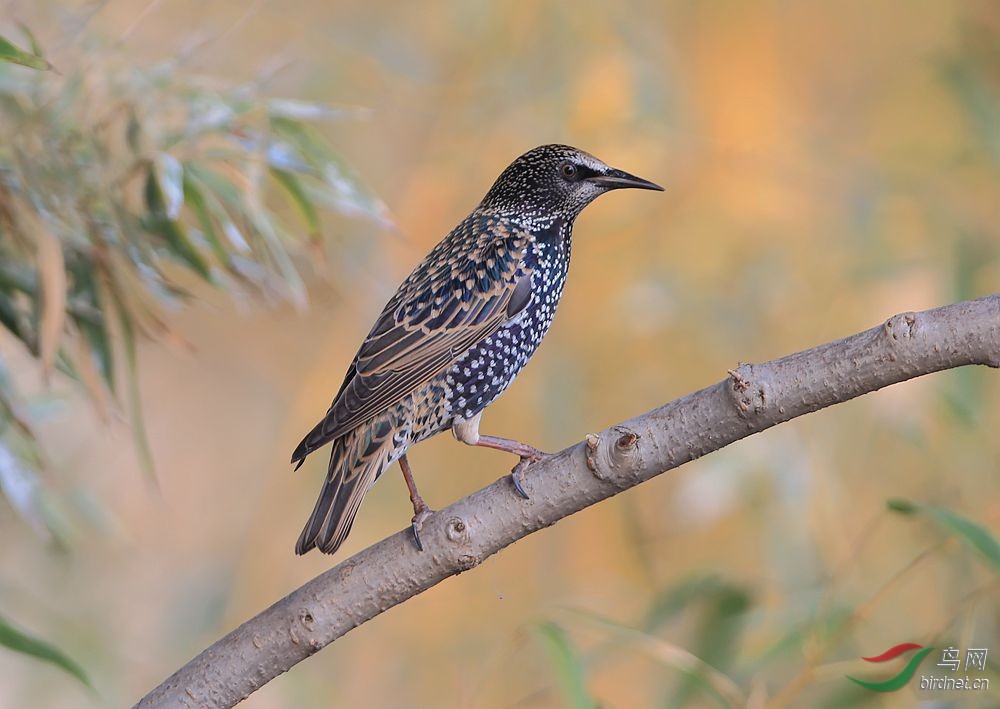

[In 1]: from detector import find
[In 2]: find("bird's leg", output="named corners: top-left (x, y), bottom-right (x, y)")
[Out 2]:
top-left (473, 435), bottom-right (548, 460)
top-left (453, 413), bottom-right (548, 499)
top-left (474, 435), bottom-right (548, 499)
top-left (399, 453), bottom-right (432, 551)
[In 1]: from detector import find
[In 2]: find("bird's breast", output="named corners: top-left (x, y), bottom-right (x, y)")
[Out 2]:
top-left (435, 238), bottom-right (570, 424)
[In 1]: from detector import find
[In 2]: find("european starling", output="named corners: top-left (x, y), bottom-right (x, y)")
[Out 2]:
top-left (292, 144), bottom-right (662, 555)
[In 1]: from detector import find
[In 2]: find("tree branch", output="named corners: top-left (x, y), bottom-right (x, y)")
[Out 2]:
top-left (135, 294), bottom-right (1000, 708)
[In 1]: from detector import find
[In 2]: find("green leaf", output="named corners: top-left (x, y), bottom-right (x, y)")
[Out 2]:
top-left (68, 260), bottom-right (115, 392)
top-left (942, 59), bottom-right (1000, 158)
top-left (126, 110), bottom-right (142, 153)
top-left (561, 608), bottom-right (746, 707)
top-left (182, 172), bottom-right (230, 262)
top-left (639, 575), bottom-right (752, 706)
top-left (0, 292), bottom-right (36, 355)
top-left (644, 575), bottom-right (738, 630)
top-left (752, 607), bottom-right (853, 670)
top-left (266, 98), bottom-right (367, 122)
top-left (155, 153), bottom-right (184, 220)
top-left (673, 585), bottom-right (752, 706)
top-left (885, 498), bottom-right (917, 515)
top-left (178, 166), bottom-right (249, 252)
top-left (269, 117), bottom-right (390, 225)
top-left (184, 164), bottom-right (242, 205)
top-left (889, 499), bottom-right (1000, 572)
top-left (115, 300), bottom-right (157, 486)
top-left (0, 613), bottom-right (91, 688)
top-left (245, 206), bottom-right (307, 310)
top-left (17, 23), bottom-right (44, 59)
top-left (143, 168), bottom-right (212, 281)
top-left (533, 622), bottom-right (594, 709)
top-left (270, 168), bottom-right (320, 236)
top-left (0, 33), bottom-right (51, 71)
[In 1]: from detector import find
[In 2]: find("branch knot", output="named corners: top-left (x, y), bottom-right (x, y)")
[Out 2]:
top-left (585, 426), bottom-right (640, 483)
top-left (883, 311), bottom-right (918, 343)
top-left (445, 517), bottom-right (471, 545)
top-left (728, 363), bottom-right (769, 422)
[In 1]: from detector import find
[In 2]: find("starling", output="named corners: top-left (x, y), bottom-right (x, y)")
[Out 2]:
top-left (291, 144), bottom-right (662, 555)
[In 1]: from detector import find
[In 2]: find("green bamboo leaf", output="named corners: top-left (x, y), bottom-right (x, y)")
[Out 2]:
top-left (143, 168), bottom-right (212, 281)
top-left (888, 499), bottom-right (1000, 572)
top-left (155, 153), bottom-right (184, 220)
top-left (270, 168), bottom-right (320, 236)
top-left (886, 498), bottom-right (917, 515)
top-left (943, 59), bottom-right (1000, 157)
top-left (115, 300), bottom-right (156, 485)
top-left (182, 172), bottom-right (230, 262)
top-left (126, 110), bottom-right (142, 152)
top-left (69, 260), bottom-right (115, 392)
top-left (0, 261), bottom-right (37, 294)
top-left (269, 117), bottom-right (390, 224)
top-left (183, 165), bottom-right (250, 252)
top-left (644, 575), bottom-right (737, 630)
top-left (671, 583), bottom-right (752, 706)
top-left (17, 23), bottom-right (44, 59)
top-left (562, 608), bottom-right (746, 708)
top-left (0, 33), bottom-right (51, 71)
top-left (245, 206), bottom-right (307, 309)
top-left (0, 613), bottom-right (91, 688)
top-left (533, 622), bottom-right (594, 709)
top-left (0, 440), bottom-right (43, 532)
top-left (0, 289), bottom-right (37, 355)
top-left (184, 164), bottom-right (241, 205)
top-left (928, 507), bottom-right (1000, 572)
top-left (266, 98), bottom-right (367, 122)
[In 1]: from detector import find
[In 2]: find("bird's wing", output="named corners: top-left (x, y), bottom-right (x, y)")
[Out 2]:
top-left (292, 215), bottom-right (535, 463)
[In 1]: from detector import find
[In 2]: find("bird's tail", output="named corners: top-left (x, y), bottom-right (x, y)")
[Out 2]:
top-left (295, 415), bottom-right (398, 555)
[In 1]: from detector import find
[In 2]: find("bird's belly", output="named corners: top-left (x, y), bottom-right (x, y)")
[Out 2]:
top-left (405, 254), bottom-right (569, 446)
top-left (440, 295), bottom-right (559, 423)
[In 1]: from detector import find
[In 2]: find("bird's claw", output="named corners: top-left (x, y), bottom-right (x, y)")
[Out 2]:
top-left (410, 506), bottom-right (433, 552)
top-left (510, 453), bottom-right (545, 500)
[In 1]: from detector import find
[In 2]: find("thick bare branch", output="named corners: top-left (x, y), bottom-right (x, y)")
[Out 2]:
top-left (136, 294), bottom-right (999, 708)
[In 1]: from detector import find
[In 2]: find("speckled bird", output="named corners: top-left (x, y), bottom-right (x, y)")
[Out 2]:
top-left (291, 144), bottom-right (662, 555)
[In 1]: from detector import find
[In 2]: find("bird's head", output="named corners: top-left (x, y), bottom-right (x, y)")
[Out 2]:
top-left (479, 144), bottom-right (663, 223)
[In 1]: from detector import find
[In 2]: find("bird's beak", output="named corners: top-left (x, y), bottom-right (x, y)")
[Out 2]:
top-left (586, 168), bottom-right (664, 191)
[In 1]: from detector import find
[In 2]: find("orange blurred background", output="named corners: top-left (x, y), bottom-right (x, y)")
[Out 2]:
top-left (1, 1), bottom-right (998, 707)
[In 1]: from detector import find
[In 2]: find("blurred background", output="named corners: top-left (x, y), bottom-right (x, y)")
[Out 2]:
top-left (1, 1), bottom-right (998, 707)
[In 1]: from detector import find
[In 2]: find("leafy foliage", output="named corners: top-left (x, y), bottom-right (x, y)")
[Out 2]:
top-left (0, 24), bottom-right (387, 688)
top-left (0, 26), bottom-right (387, 501)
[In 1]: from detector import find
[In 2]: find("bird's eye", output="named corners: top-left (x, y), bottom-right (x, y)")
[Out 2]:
top-left (559, 162), bottom-right (579, 181)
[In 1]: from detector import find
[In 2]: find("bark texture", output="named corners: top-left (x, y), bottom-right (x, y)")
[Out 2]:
top-left (136, 294), bottom-right (1000, 708)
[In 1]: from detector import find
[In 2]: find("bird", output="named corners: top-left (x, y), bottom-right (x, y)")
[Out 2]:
top-left (291, 144), bottom-right (662, 555)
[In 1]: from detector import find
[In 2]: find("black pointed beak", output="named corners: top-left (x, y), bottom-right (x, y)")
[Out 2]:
top-left (586, 167), bottom-right (664, 191)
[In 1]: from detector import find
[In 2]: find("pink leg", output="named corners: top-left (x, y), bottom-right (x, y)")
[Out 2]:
top-left (473, 435), bottom-right (547, 461)
top-left (472, 436), bottom-right (549, 499)
top-left (399, 454), bottom-right (432, 551)
top-left (453, 414), bottom-right (549, 499)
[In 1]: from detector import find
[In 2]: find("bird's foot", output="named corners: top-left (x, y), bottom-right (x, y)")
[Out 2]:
top-left (509, 449), bottom-right (547, 500)
top-left (470, 434), bottom-right (548, 500)
top-left (410, 504), bottom-right (434, 552)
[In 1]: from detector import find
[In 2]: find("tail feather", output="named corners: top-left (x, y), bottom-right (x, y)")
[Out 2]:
top-left (295, 417), bottom-right (397, 555)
